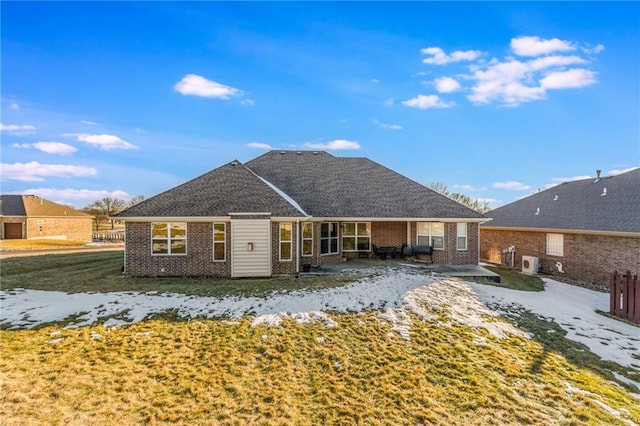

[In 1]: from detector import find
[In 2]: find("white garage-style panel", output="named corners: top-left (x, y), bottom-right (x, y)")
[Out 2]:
top-left (231, 218), bottom-right (271, 277)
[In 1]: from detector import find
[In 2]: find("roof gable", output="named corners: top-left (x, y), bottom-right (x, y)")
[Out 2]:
top-left (246, 150), bottom-right (485, 219)
top-left (116, 160), bottom-right (305, 218)
top-left (483, 168), bottom-right (640, 233)
top-left (0, 195), bottom-right (90, 217)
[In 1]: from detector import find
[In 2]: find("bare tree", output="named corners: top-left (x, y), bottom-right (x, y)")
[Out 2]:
top-left (427, 182), bottom-right (492, 214)
top-left (88, 197), bottom-right (126, 229)
top-left (128, 195), bottom-right (145, 207)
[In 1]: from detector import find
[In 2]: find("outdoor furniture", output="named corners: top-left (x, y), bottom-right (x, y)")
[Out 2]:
top-left (373, 245), bottom-right (403, 260)
top-left (402, 245), bottom-right (434, 263)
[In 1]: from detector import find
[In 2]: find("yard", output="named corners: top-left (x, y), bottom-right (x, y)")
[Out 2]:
top-left (1, 252), bottom-right (639, 425)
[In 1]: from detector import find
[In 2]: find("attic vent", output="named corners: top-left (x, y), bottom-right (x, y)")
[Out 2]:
top-left (601, 187), bottom-right (607, 196)
top-left (279, 151), bottom-right (286, 154)
top-left (313, 151), bottom-right (318, 155)
top-left (230, 161), bottom-right (238, 166)
top-left (535, 207), bottom-right (540, 215)
top-left (296, 151), bottom-right (302, 155)
top-left (594, 169), bottom-right (602, 183)
top-left (553, 195), bottom-right (558, 201)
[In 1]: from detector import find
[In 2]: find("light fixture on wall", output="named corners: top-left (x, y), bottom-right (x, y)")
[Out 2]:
top-left (247, 242), bottom-right (254, 251)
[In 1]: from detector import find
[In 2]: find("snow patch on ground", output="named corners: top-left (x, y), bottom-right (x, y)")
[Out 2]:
top-left (469, 279), bottom-right (640, 370)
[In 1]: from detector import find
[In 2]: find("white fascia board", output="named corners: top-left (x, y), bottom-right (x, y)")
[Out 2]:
top-left (479, 225), bottom-right (640, 238)
top-left (301, 217), bottom-right (488, 223)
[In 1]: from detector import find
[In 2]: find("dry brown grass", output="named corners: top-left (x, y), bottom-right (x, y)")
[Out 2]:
top-left (0, 239), bottom-right (87, 250)
top-left (2, 313), bottom-right (638, 425)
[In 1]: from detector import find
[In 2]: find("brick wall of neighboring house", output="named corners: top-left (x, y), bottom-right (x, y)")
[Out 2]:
top-left (271, 222), bottom-right (298, 275)
top-left (125, 222), bottom-right (231, 277)
top-left (480, 228), bottom-right (640, 289)
top-left (26, 217), bottom-right (93, 241)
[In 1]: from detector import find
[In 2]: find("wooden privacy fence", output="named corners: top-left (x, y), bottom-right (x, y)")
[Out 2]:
top-left (609, 271), bottom-right (640, 324)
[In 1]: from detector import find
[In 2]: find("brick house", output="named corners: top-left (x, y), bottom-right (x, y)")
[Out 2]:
top-left (115, 150), bottom-right (486, 277)
top-left (480, 168), bottom-right (640, 289)
top-left (0, 194), bottom-right (93, 242)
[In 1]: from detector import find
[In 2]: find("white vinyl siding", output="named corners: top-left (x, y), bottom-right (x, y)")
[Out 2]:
top-left (302, 222), bottom-right (313, 256)
top-left (417, 222), bottom-right (444, 249)
top-left (546, 233), bottom-right (564, 257)
top-left (151, 222), bottom-right (187, 255)
top-left (456, 223), bottom-right (467, 251)
top-left (231, 219), bottom-right (271, 277)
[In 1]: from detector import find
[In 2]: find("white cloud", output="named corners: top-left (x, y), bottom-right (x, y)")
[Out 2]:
top-left (402, 94), bottom-right (455, 109)
top-left (248, 142), bottom-right (273, 149)
top-left (372, 119), bottom-right (403, 130)
top-left (453, 184), bottom-right (486, 191)
top-left (81, 120), bottom-right (98, 126)
top-left (370, 78), bottom-right (380, 84)
top-left (493, 181), bottom-right (531, 191)
top-left (240, 99), bottom-right (255, 106)
top-left (384, 98), bottom-right (395, 106)
top-left (10, 103), bottom-right (20, 110)
top-left (1, 161), bottom-right (97, 182)
top-left (582, 44), bottom-right (605, 55)
top-left (540, 69), bottom-right (597, 89)
top-left (511, 36), bottom-right (575, 57)
top-left (421, 47), bottom-right (483, 65)
top-left (174, 74), bottom-right (240, 99)
top-left (607, 166), bottom-right (639, 176)
top-left (1, 123), bottom-right (36, 132)
top-left (12, 142), bottom-right (77, 155)
top-left (19, 188), bottom-right (130, 202)
top-left (434, 77), bottom-right (461, 93)
top-left (305, 139), bottom-right (361, 150)
top-left (476, 197), bottom-right (498, 204)
top-left (64, 133), bottom-right (138, 150)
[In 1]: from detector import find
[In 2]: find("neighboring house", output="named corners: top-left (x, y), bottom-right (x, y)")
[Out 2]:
top-left (480, 168), bottom-right (640, 288)
top-left (115, 150), bottom-right (486, 278)
top-left (0, 194), bottom-right (93, 242)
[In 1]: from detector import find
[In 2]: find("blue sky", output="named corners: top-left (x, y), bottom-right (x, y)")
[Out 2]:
top-left (2, 1), bottom-right (639, 209)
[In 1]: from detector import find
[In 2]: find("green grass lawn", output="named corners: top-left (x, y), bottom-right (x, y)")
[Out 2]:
top-left (0, 251), bottom-right (356, 297)
top-left (479, 265), bottom-right (546, 291)
top-left (2, 253), bottom-right (638, 425)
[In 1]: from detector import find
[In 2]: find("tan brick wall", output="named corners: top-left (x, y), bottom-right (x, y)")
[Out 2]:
top-left (125, 222), bottom-right (231, 277)
top-left (25, 217), bottom-right (92, 241)
top-left (480, 228), bottom-right (640, 288)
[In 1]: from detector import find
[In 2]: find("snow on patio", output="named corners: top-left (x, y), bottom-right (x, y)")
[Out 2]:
top-left (1, 265), bottom-right (637, 374)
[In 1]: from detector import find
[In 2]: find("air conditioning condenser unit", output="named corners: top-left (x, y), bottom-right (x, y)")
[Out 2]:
top-left (522, 256), bottom-right (539, 275)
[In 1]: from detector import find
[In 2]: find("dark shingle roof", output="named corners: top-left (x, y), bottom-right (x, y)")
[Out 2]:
top-left (246, 151), bottom-right (485, 219)
top-left (0, 195), bottom-right (27, 216)
top-left (483, 168), bottom-right (640, 233)
top-left (116, 160), bottom-right (305, 218)
top-left (0, 195), bottom-right (90, 217)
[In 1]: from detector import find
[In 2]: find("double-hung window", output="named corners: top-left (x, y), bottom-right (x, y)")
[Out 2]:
top-left (151, 222), bottom-right (186, 255)
top-left (417, 222), bottom-right (444, 249)
top-left (320, 222), bottom-right (339, 255)
top-left (546, 233), bottom-right (564, 256)
top-left (456, 223), bottom-right (467, 251)
top-left (280, 223), bottom-right (292, 261)
top-left (213, 223), bottom-right (226, 261)
top-left (342, 222), bottom-right (371, 251)
top-left (302, 222), bottom-right (313, 256)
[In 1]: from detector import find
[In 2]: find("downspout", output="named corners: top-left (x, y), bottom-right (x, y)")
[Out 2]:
top-left (296, 219), bottom-right (300, 273)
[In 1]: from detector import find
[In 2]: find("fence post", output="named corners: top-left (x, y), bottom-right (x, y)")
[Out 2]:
top-left (633, 273), bottom-right (640, 324)
top-left (610, 271), bottom-right (617, 315)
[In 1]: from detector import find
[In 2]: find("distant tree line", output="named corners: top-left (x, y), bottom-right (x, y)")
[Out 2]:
top-left (83, 196), bottom-right (144, 230)
top-left (427, 182), bottom-right (492, 214)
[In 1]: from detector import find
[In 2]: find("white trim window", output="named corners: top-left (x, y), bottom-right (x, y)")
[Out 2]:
top-left (213, 223), bottom-right (226, 261)
top-left (456, 223), bottom-right (467, 251)
top-left (302, 222), bottom-right (313, 256)
top-left (417, 222), bottom-right (444, 249)
top-left (546, 233), bottom-right (564, 257)
top-left (151, 222), bottom-right (187, 255)
top-left (342, 222), bottom-right (371, 252)
top-left (280, 223), bottom-right (292, 261)
top-left (320, 222), bottom-right (339, 255)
